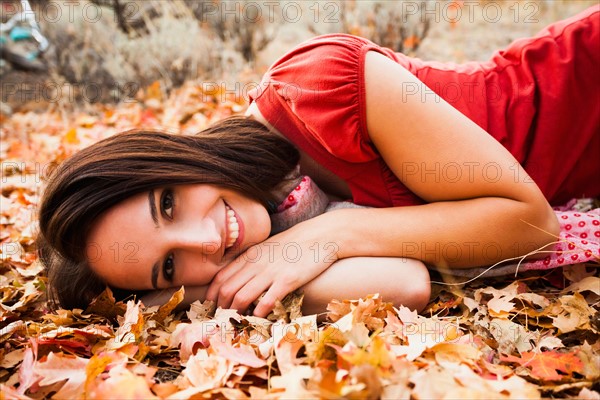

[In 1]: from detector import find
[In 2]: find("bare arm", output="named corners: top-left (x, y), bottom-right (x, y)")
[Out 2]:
top-left (142, 257), bottom-right (430, 316)
top-left (325, 51), bottom-right (559, 269)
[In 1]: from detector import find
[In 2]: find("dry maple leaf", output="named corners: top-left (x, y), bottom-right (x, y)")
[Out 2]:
top-left (84, 287), bottom-right (127, 321)
top-left (208, 332), bottom-right (267, 368)
top-left (179, 350), bottom-right (234, 395)
top-left (87, 363), bottom-right (159, 399)
top-left (563, 276), bottom-right (600, 296)
top-left (150, 286), bottom-right (185, 325)
top-left (169, 320), bottom-right (217, 362)
top-left (501, 350), bottom-right (584, 381)
top-left (33, 352), bottom-right (89, 399)
top-left (551, 293), bottom-right (597, 334)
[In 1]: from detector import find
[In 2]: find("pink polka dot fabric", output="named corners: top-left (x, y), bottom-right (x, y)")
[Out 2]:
top-left (270, 175), bottom-right (330, 235)
top-left (520, 207), bottom-right (600, 271)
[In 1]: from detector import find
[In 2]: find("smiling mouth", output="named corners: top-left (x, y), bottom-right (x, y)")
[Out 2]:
top-left (224, 203), bottom-right (240, 250)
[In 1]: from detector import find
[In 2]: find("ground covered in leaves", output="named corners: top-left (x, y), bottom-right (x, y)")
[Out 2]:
top-left (1, 84), bottom-right (599, 399)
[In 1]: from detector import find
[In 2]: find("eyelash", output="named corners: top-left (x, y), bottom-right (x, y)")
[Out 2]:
top-left (160, 189), bottom-right (174, 220)
top-left (163, 253), bottom-right (175, 282)
top-left (161, 189), bottom-right (175, 281)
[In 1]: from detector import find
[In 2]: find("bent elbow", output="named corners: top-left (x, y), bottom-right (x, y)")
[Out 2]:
top-left (524, 202), bottom-right (560, 259)
top-left (537, 204), bottom-right (560, 246)
top-left (393, 261), bottom-right (431, 313)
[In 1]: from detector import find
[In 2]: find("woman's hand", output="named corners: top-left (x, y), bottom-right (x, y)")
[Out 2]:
top-left (205, 214), bottom-right (340, 317)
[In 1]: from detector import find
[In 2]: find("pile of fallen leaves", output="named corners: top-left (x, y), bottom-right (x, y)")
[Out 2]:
top-left (1, 81), bottom-right (599, 399)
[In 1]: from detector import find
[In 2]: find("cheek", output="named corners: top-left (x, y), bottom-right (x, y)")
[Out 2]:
top-left (254, 207), bottom-right (271, 240)
top-left (178, 260), bottom-right (221, 286)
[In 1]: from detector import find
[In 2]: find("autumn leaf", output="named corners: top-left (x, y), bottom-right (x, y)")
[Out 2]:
top-left (63, 128), bottom-right (79, 145)
top-left (117, 301), bottom-right (144, 339)
top-left (305, 324), bottom-right (347, 364)
top-left (489, 318), bottom-right (538, 355)
top-left (551, 293), bottom-right (596, 334)
top-left (16, 342), bottom-right (38, 395)
top-left (170, 320), bottom-right (217, 362)
top-left (84, 287), bottom-right (127, 320)
top-left (336, 335), bottom-right (394, 371)
top-left (180, 350), bottom-right (234, 393)
top-left (501, 351), bottom-right (584, 381)
top-left (34, 352), bottom-right (89, 399)
top-left (186, 299), bottom-right (216, 321)
top-left (208, 332), bottom-right (266, 368)
top-left (151, 286), bottom-right (184, 324)
top-left (87, 364), bottom-right (158, 399)
top-left (563, 276), bottom-right (600, 295)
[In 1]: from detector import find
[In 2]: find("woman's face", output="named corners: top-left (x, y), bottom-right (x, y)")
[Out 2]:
top-left (86, 184), bottom-right (271, 290)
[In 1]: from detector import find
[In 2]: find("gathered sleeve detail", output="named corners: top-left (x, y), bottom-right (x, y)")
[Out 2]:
top-left (249, 34), bottom-right (393, 168)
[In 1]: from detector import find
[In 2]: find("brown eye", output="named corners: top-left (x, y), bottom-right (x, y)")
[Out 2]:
top-left (160, 189), bottom-right (174, 219)
top-left (163, 253), bottom-right (175, 281)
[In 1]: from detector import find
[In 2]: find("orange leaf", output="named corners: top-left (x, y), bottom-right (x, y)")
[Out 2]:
top-left (501, 351), bottom-right (584, 381)
top-left (64, 128), bottom-right (80, 144)
top-left (403, 35), bottom-right (420, 49)
top-left (146, 80), bottom-right (163, 100)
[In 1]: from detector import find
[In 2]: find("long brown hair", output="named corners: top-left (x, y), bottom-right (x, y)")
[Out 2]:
top-left (37, 116), bottom-right (300, 309)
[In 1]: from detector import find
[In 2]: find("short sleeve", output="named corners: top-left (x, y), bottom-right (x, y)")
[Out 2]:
top-left (248, 34), bottom-right (396, 166)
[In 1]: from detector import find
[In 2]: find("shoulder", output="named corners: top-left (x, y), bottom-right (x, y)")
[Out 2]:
top-left (246, 35), bottom-right (406, 170)
top-left (262, 34), bottom-right (399, 85)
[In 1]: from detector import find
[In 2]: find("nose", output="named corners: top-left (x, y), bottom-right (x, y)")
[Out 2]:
top-left (173, 218), bottom-right (222, 255)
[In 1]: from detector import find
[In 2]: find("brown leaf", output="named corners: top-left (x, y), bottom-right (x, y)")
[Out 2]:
top-left (187, 299), bottom-right (216, 321)
top-left (563, 276), bottom-right (600, 296)
top-left (151, 286), bottom-right (184, 324)
top-left (551, 293), bottom-right (596, 334)
top-left (267, 291), bottom-right (304, 323)
top-left (84, 287), bottom-right (126, 320)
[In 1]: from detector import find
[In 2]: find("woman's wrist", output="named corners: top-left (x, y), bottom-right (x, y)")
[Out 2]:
top-left (293, 209), bottom-right (354, 262)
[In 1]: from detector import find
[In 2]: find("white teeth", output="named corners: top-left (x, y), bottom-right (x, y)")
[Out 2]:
top-left (225, 204), bottom-right (239, 249)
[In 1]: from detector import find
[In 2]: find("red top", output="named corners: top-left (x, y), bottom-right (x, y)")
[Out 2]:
top-left (249, 6), bottom-right (600, 208)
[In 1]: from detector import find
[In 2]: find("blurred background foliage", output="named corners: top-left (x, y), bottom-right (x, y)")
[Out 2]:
top-left (0, 0), bottom-right (597, 111)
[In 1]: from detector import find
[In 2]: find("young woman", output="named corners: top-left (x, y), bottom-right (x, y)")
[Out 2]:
top-left (37, 6), bottom-right (599, 317)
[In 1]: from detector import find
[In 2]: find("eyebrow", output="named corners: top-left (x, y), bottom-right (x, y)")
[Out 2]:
top-left (148, 189), bottom-right (160, 289)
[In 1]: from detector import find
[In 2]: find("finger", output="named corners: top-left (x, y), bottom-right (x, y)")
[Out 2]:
top-left (206, 256), bottom-right (246, 301)
top-left (229, 276), bottom-right (273, 314)
top-left (252, 284), bottom-right (288, 318)
top-left (216, 264), bottom-right (259, 310)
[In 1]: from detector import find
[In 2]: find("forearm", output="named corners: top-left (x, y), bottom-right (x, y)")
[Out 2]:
top-left (321, 197), bottom-right (559, 269)
top-left (142, 257), bottom-right (431, 318)
top-left (300, 256), bottom-right (430, 318)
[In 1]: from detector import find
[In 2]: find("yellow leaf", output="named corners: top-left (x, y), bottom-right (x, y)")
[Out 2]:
top-left (563, 276), bottom-right (600, 296)
top-left (85, 354), bottom-right (114, 391)
top-left (551, 293), bottom-right (595, 334)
